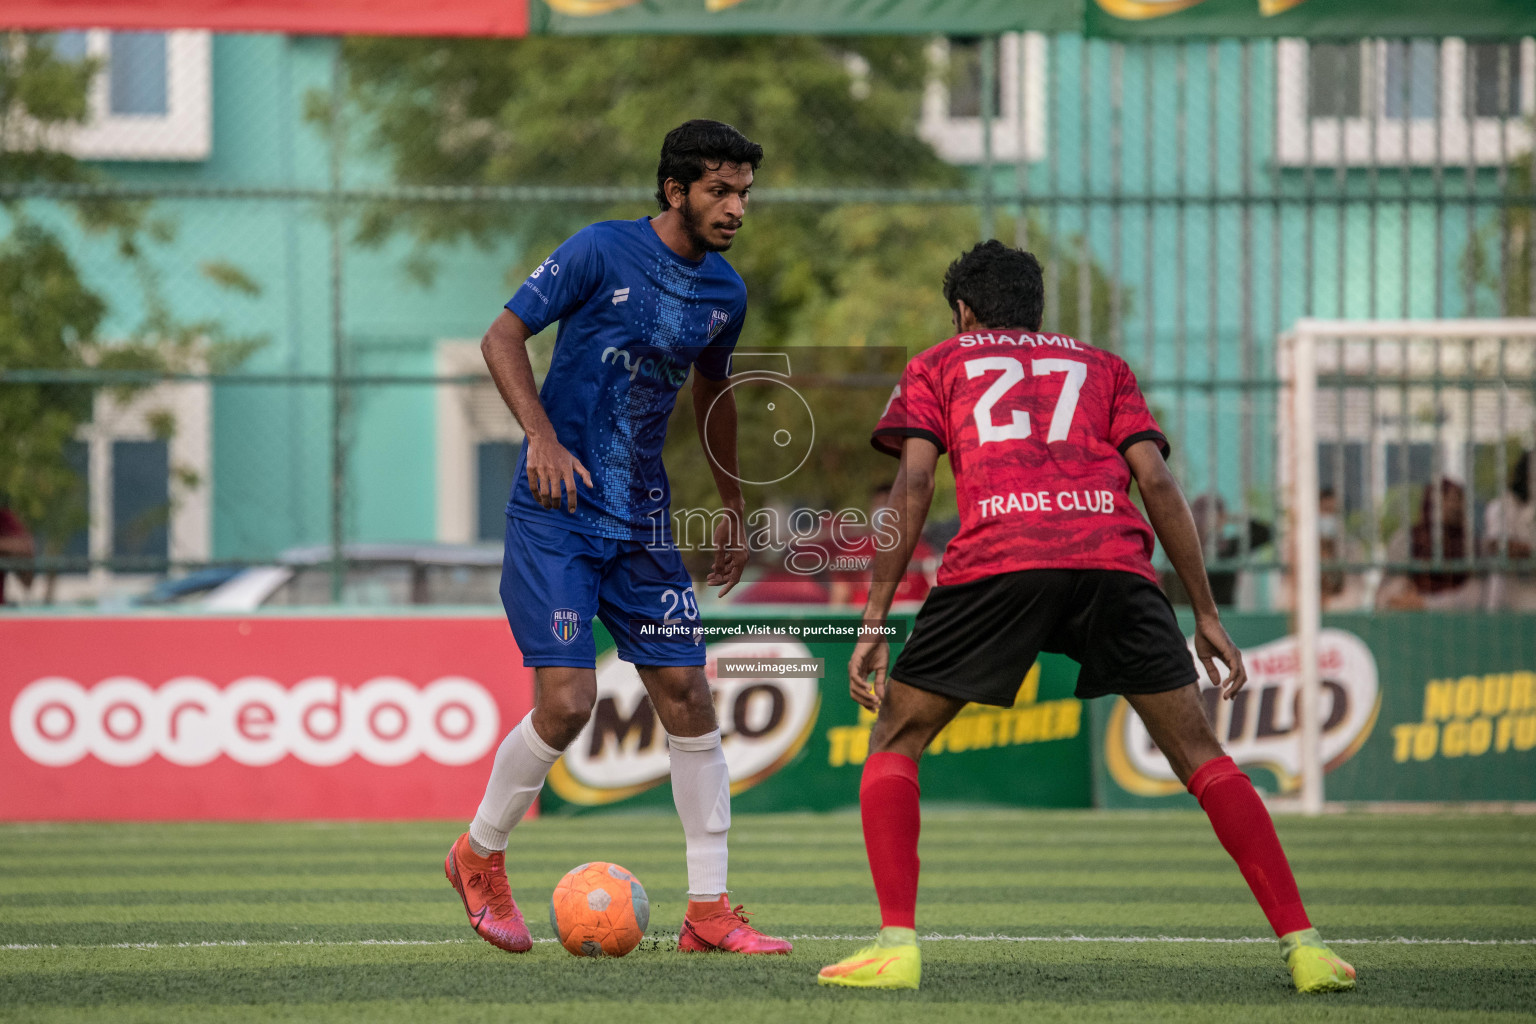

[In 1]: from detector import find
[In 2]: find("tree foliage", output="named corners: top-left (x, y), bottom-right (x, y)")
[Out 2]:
top-left (1463, 146), bottom-right (1532, 317)
top-left (0, 33), bottom-right (261, 562)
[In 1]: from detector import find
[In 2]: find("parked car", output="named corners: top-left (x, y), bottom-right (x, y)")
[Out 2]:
top-left (199, 544), bottom-right (504, 610)
top-left (130, 566), bottom-right (245, 607)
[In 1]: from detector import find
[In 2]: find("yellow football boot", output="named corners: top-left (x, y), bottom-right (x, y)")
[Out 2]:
top-left (817, 927), bottom-right (922, 990)
top-left (1281, 927), bottom-right (1357, 993)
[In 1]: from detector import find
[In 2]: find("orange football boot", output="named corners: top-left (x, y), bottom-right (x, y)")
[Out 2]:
top-left (444, 833), bottom-right (532, 953)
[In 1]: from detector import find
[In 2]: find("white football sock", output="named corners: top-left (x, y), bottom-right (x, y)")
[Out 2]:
top-left (468, 711), bottom-right (563, 853)
top-left (668, 729), bottom-right (731, 898)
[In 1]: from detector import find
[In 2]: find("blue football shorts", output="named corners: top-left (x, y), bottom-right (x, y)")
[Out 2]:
top-left (499, 513), bottom-right (704, 668)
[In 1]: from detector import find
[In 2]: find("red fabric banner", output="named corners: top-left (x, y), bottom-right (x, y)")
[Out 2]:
top-left (1, 617), bottom-right (533, 821)
top-left (0, 0), bottom-right (528, 37)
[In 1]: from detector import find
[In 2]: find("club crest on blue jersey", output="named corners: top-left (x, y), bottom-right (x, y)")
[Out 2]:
top-left (551, 608), bottom-right (581, 644)
top-left (708, 308), bottom-right (731, 340)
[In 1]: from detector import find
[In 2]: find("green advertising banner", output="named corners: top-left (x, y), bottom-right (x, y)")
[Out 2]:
top-left (1093, 612), bottom-right (1536, 808)
top-left (1087, 0), bottom-right (1536, 39)
top-left (530, 0), bottom-right (1535, 36)
top-left (536, 608), bottom-right (1533, 815)
top-left (537, 613), bottom-right (1092, 816)
top-left (530, 0), bottom-right (1084, 36)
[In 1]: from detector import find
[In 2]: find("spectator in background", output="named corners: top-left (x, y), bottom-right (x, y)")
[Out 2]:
top-left (0, 500), bottom-right (36, 605)
top-left (731, 502), bottom-right (831, 605)
top-left (1377, 477), bottom-right (1483, 610)
top-left (921, 514), bottom-right (960, 554)
top-left (1162, 492), bottom-right (1272, 607)
top-left (730, 560), bottom-right (830, 604)
top-left (1318, 487), bottom-right (1369, 611)
top-left (828, 483), bottom-right (934, 609)
top-left (1483, 450), bottom-right (1536, 611)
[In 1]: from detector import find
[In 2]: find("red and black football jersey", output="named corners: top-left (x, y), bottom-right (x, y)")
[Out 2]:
top-left (873, 329), bottom-right (1167, 587)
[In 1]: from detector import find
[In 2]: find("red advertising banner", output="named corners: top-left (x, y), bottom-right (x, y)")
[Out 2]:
top-left (0, 617), bottom-right (531, 821)
top-left (0, 0), bottom-right (530, 37)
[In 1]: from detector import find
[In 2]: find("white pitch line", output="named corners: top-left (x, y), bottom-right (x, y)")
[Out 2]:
top-left (3, 939), bottom-right (478, 951)
top-left (4, 934), bottom-right (1534, 952)
top-left (911, 934), bottom-right (1536, 946)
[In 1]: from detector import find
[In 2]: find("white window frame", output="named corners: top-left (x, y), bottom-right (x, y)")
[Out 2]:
top-left (44, 379), bottom-right (211, 602)
top-left (920, 33), bottom-right (1048, 166)
top-left (1277, 38), bottom-right (1535, 167)
top-left (49, 30), bottom-right (212, 162)
top-left (435, 340), bottom-right (523, 545)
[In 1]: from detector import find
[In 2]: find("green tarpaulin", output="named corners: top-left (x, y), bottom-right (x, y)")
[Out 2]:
top-left (529, 0), bottom-right (1536, 36)
top-left (1086, 0), bottom-right (1536, 39)
top-left (529, 0), bottom-right (1082, 36)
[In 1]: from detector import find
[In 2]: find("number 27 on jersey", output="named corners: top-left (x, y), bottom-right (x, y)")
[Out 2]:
top-left (965, 356), bottom-right (1087, 445)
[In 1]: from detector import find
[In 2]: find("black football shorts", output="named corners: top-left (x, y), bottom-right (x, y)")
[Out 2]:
top-left (889, 568), bottom-right (1198, 706)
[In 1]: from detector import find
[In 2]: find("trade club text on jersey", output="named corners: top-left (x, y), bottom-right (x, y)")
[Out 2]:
top-left (976, 489), bottom-right (1119, 518)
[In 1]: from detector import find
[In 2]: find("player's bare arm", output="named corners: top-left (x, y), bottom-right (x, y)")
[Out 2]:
top-left (849, 436), bottom-right (939, 711)
top-left (1124, 439), bottom-right (1248, 698)
top-left (480, 308), bottom-right (592, 513)
top-left (692, 370), bottom-right (747, 596)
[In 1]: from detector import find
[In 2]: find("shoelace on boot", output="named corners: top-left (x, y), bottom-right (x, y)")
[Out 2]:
top-left (466, 869), bottom-right (516, 919)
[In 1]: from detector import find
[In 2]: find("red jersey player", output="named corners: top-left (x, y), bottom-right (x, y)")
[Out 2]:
top-left (816, 241), bottom-right (1356, 995)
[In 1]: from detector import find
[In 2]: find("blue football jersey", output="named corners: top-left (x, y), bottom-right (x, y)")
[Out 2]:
top-left (503, 217), bottom-right (746, 540)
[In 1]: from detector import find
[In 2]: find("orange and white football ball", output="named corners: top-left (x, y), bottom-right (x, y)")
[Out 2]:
top-left (549, 861), bottom-right (650, 957)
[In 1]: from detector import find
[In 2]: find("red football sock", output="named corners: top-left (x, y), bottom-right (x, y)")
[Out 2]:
top-left (685, 895), bottom-right (729, 920)
top-left (1187, 755), bottom-right (1312, 937)
top-left (860, 751), bottom-right (921, 930)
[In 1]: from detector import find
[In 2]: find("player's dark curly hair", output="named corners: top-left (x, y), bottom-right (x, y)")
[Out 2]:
top-left (655, 120), bottom-right (764, 211)
top-left (942, 241), bottom-right (1045, 331)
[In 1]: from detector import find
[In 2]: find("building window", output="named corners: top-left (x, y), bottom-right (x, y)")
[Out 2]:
top-left (476, 442), bottom-right (518, 543)
top-left (68, 381), bottom-right (210, 587)
top-left (42, 29), bottom-right (211, 161)
top-left (52, 30), bottom-right (88, 62)
top-left (1317, 441), bottom-right (1367, 517)
top-left (436, 341), bottom-right (524, 545)
top-left (920, 33), bottom-right (1047, 165)
top-left (946, 37), bottom-right (1004, 120)
top-left (1467, 41), bottom-right (1525, 118)
top-left (1278, 38), bottom-right (1535, 166)
top-left (59, 440), bottom-right (91, 565)
top-left (1383, 40), bottom-right (1440, 119)
top-left (108, 32), bottom-right (170, 116)
top-left (1306, 43), bottom-right (1364, 120)
top-left (1383, 441), bottom-right (1437, 491)
top-left (111, 439), bottom-right (170, 564)
top-left (1307, 40), bottom-right (1440, 121)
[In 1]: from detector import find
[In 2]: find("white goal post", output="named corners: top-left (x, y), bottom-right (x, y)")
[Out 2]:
top-left (1281, 318), bottom-right (1536, 815)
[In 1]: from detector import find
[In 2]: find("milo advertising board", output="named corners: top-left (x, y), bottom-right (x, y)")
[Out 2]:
top-left (546, 637), bottom-right (824, 806)
top-left (537, 609), bottom-right (1535, 814)
top-left (1094, 612), bottom-right (1536, 807)
top-left (538, 614), bottom-right (1092, 815)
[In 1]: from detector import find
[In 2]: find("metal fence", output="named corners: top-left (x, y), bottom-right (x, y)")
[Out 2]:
top-left (1288, 321), bottom-right (1536, 607)
top-left (1284, 319), bottom-right (1536, 810)
top-left (1, 30), bottom-right (1533, 607)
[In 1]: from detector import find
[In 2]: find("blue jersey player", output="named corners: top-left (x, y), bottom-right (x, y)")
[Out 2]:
top-left (446, 120), bottom-right (791, 956)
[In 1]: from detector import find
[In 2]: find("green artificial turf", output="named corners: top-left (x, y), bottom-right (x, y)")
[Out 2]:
top-left (2, 811), bottom-right (1533, 1022)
